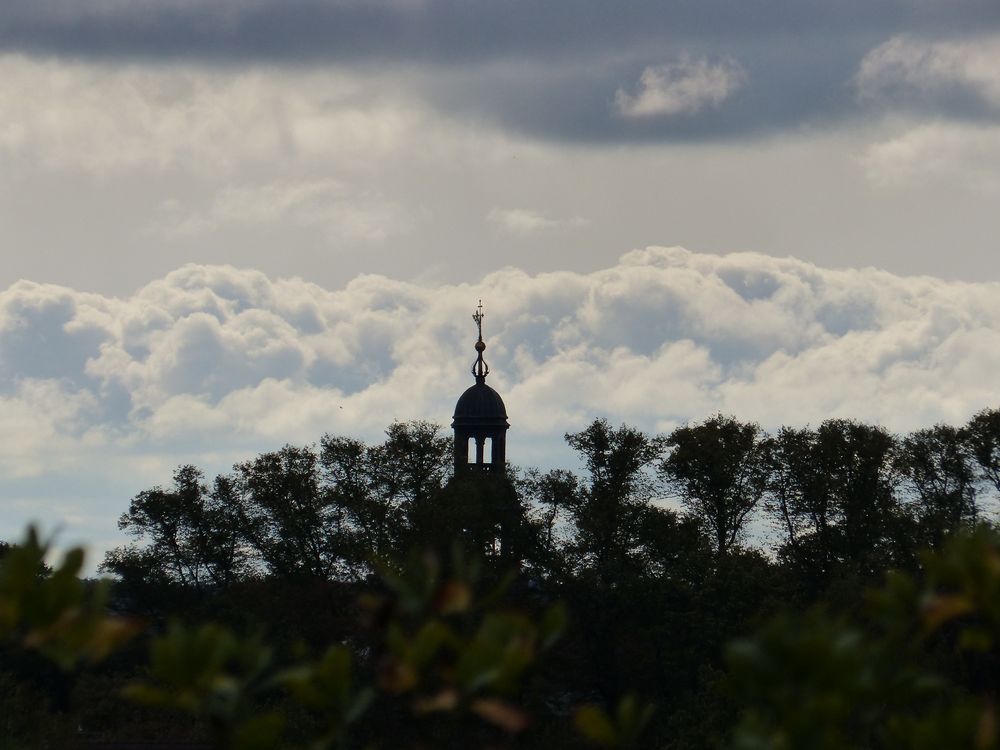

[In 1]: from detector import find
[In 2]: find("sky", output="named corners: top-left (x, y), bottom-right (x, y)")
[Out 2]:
top-left (2, 0), bottom-right (1000, 560)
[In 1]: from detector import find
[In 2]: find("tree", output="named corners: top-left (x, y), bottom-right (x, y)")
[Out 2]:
top-left (767, 420), bottom-right (902, 586)
top-left (321, 420), bottom-right (452, 568)
top-left (232, 445), bottom-right (348, 581)
top-left (319, 433), bottom-right (396, 569)
top-left (519, 468), bottom-right (579, 576)
top-left (895, 424), bottom-right (978, 548)
top-left (412, 473), bottom-right (533, 573)
top-left (101, 465), bottom-right (247, 591)
top-left (557, 419), bottom-right (717, 710)
top-left (660, 415), bottom-right (770, 557)
top-left (967, 407), bottom-right (1000, 497)
top-left (563, 418), bottom-right (666, 580)
top-left (380, 420), bottom-right (453, 507)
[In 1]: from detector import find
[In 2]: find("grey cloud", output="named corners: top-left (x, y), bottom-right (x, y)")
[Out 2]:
top-left (856, 35), bottom-right (1000, 122)
top-left (0, 283), bottom-right (112, 390)
top-left (420, 40), bottom-right (869, 142)
top-left (3, 1), bottom-right (1000, 142)
top-left (2, 1), bottom-right (995, 64)
top-left (149, 312), bottom-right (307, 401)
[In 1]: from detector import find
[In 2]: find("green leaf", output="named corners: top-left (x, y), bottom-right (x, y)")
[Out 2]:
top-left (575, 705), bottom-right (617, 747)
top-left (540, 603), bottom-right (567, 651)
top-left (232, 713), bottom-right (285, 750)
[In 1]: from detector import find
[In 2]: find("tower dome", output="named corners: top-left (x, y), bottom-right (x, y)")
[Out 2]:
top-left (452, 301), bottom-right (509, 473)
top-left (453, 381), bottom-right (508, 428)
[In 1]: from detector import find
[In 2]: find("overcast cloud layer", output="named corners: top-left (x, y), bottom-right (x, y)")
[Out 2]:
top-left (3, 0), bottom-right (1000, 143)
top-left (0, 0), bottom-right (1000, 146)
top-left (3, 247), bottom-right (999, 555)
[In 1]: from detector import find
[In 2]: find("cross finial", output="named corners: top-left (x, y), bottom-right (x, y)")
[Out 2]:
top-left (470, 300), bottom-right (489, 383)
top-left (473, 299), bottom-right (484, 341)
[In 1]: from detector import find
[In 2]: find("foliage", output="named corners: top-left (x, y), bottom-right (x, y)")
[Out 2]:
top-left (968, 408), bottom-right (1000, 496)
top-left (895, 423), bottom-right (979, 548)
top-left (728, 527), bottom-right (1000, 750)
top-left (1, 525), bottom-right (569, 750)
top-left (767, 419), bottom-right (904, 587)
top-left (575, 694), bottom-right (656, 749)
top-left (0, 527), bottom-right (138, 670)
top-left (104, 465), bottom-right (250, 591)
top-left (661, 414), bottom-right (769, 556)
top-left (563, 418), bottom-right (666, 579)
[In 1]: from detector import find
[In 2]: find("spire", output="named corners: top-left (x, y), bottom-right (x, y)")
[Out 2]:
top-left (471, 299), bottom-right (490, 384)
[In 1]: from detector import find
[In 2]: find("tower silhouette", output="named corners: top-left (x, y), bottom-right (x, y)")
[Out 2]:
top-left (452, 301), bottom-right (509, 474)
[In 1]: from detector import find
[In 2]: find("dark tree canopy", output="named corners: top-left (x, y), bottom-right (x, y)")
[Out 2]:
top-left (660, 414), bottom-right (769, 557)
top-left (563, 419), bottom-right (666, 580)
top-left (895, 423), bottom-right (979, 548)
top-left (968, 407), bottom-right (1000, 495)
top-left (74, 407), bottom-right (1000, 750)
top-left (766, 419), bottom-right (906, 587)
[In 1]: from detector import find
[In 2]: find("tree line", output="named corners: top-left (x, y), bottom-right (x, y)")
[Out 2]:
top-left (104, 410), bottom-right (1000, 596)
top-left (2, 408), bottom-right (1000, 747)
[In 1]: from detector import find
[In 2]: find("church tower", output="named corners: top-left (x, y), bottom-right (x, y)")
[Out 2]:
top-left (452, 301), bottom-right (509, 474)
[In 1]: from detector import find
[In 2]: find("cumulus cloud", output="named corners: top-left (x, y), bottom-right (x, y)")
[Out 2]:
top-left (615, 57), bottom-right (747, 118)
top-left (5, 246), bottom-right (1000, 555)
top-left (2, 246), bottom-right (999, 474)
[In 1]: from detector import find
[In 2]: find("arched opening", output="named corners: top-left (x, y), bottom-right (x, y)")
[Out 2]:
top-left (467, 437), bottom-right (475, 464)
top-left (483, 437), bottom-right (493, 464)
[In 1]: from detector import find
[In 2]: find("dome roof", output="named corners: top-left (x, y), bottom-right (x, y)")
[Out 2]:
top-left (452, 382), bottom-right (509, 428)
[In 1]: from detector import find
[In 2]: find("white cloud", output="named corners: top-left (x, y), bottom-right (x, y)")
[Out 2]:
top-left (860, 122), bottom-right (1000, 190)
top-left (3, 246), bottom-right (999, 462)
top-left (855, 36), bottom-right (1000, 190)
top-left (614, 56), bottom-right (746, 118)
top-left (0, 380), bottom-right (100, 477)
top-left (5, 246), bottom-right (1000, 556)
top-left (0, 54), bottom-right (426, 176)
top-left (857, 34), bottom-right (1000, 109)
top-left (487, 207), bottom-right (589, 234)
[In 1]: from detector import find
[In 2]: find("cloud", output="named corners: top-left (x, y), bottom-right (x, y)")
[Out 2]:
top-left (5, 246), bottom-right (1000, 556)
top-left (614, 57), bottom-right (746, 118)
top-left (0, 380), bottom-right (100, 478)
top-left (0, 54), bottom-right (426, 176)
top-left (1, 3), bottom-right (998, 145)
top-left (487, 208), bottom-right (589, 234)
top-left (852, 35), bottom-right (1000, 192)
top-left (860, 122), bottom-right (1000, 190)
top-left (2, 1), bottom-right (995, 65)
top-left (3, 246), bottom-right (999, 467)
top-left (857, 34), bottom-right (1000, 112)
top-left (152, 179), bottom-right (406, 243)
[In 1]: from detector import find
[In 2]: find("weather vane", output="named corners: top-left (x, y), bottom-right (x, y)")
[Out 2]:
top-left (471, 299), bottom-right (489, 383)
top-left (473, 299), bottom-right (484, 342)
